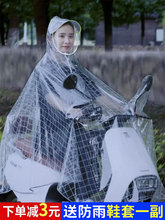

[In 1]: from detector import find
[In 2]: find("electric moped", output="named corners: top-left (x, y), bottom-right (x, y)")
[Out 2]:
top-left (4, 75), bottom-right (162, 202)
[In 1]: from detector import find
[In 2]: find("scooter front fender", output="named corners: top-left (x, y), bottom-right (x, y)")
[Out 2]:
top-left (101, 127), bottom-right (158, 202)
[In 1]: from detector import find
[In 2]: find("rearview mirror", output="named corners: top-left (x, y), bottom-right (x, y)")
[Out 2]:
top-left (63, 74), bottom-right (77, 89)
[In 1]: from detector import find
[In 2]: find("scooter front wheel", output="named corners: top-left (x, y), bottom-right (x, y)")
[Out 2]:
top-left (0, 190), bottom-right (18, 202)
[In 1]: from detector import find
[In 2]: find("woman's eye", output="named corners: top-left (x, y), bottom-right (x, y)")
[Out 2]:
top-left (69, 35), bottom-right (74, 39)
top-left (59, 35), bottom-right (65, 38)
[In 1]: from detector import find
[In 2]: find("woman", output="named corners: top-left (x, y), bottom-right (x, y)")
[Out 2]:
top-left (0, 16), bottom-right (128, 202)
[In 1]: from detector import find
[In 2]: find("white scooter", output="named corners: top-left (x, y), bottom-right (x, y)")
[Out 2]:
top-left (4, 75), bottom-right (160, 202)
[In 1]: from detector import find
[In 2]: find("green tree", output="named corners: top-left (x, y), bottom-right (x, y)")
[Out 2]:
top-left (133, 0), bottom-right (165, 45)
top-left (113, 0), bottom-right (165, 45)
top-left (0, 0), bottom-right (33, 46)
top-left (100, 0), bottom-right (114, 50)
top-left (162, 11), bottom-right (165, 50)
top-left (1, 0), bottom-right (103, 47)
top-left (0, 1), bottom-right (8, 45)
top-left (34, 0), bottom-right (50, 47)
top-left (49, 0), bottom-right (102, 46)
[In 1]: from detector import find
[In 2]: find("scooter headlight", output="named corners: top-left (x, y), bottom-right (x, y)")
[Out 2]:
top-left (122, 175), bottom-right (159, 202)
top-left (135, 175), bottom-right (158, 190)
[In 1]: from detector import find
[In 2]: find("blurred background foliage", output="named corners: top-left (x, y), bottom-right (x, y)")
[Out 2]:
top-left (0, 0), bottom-right (165, 49)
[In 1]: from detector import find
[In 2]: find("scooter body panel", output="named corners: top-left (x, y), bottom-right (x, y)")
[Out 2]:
top-left (4, 153), bottom-right (61, 202)
top-left (102, 127), bottom-right (158, 202)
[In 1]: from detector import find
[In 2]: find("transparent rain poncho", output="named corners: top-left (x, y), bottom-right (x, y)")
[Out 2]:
top-left (0, 16), bottom-right (164, 202)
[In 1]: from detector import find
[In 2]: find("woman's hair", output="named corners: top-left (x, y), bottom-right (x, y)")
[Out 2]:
top-left (53, 21), bottom-right (74, 36)
top-left (64, 21), bottom-right (74, 30)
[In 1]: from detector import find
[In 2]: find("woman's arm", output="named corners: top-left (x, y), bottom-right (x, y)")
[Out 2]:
top-left (45, 92), bottom-right (82, 118)
top-left (45, 92), bottom-right (68, 113)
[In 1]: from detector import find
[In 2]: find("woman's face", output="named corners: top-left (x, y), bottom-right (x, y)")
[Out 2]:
top-left (53, 23), bottom-right (74, 53)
